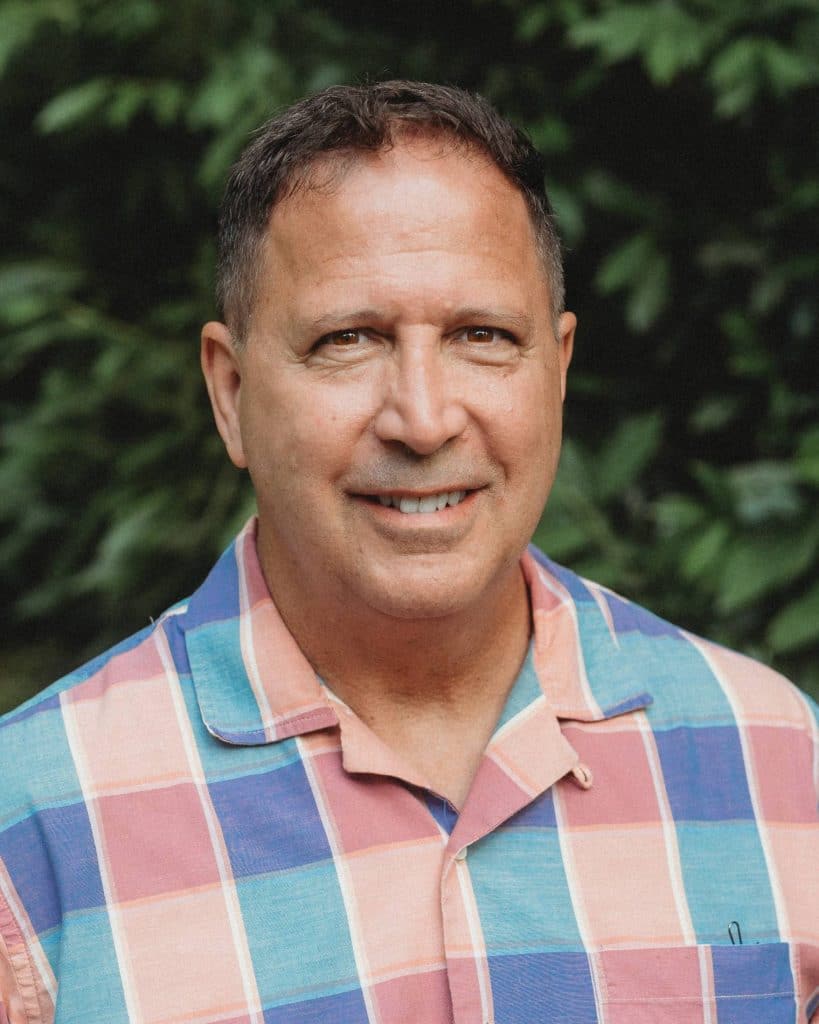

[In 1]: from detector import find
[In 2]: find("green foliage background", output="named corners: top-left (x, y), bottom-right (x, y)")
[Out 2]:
top-left (2, 0), bottom-right (818, 711)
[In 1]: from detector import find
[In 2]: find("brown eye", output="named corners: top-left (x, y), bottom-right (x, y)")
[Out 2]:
top-left (330, 329), bottom-right (362, 346)
top-left (465, 327), bottom-right (496, 343)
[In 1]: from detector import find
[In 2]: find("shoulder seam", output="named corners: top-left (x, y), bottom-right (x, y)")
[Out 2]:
top-left (1, 608), bottom-right (189, 725)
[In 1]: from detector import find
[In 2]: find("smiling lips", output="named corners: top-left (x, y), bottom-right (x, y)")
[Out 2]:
top-left (370, 490), bottom-right (470, 514)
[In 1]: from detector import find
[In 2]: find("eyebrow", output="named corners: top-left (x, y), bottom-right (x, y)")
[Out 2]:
top-left (302, 307), bottom-right (535, 336)
top-left (450, 308), bottom-right (535, 333)
top-left (303, 309), bottom-right (383, 336)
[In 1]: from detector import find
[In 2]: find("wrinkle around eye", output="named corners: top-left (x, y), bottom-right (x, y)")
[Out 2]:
top-left (306, 327), bottom-right (384, 366)
top-left (449, 325), bottom-right (524, 366)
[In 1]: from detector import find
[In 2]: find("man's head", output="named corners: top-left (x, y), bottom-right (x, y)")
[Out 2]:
top-left (216, 80), bottom-right (565, 344)
top-left (202, 82), bottom-right (576, 628)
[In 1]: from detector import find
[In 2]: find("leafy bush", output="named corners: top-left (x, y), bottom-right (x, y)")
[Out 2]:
top-left (2, 0), bottom-right (817, 708)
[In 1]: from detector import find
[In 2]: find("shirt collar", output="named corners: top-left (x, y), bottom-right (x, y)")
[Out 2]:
top-left (522, 547), bottom-right (654, 721)
top-left (181, 518), bottom-right (338, 745)
top-left (181, 518), bottom-right (652, 746)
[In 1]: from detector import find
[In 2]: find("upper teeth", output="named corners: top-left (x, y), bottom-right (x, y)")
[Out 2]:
top-left (377, 490), bottom-right (467, 513)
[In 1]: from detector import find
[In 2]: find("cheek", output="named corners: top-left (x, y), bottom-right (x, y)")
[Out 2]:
top-left (489, 373), bottom-right (562, 464)
top-left (241, 379), bottom-right (372, 486)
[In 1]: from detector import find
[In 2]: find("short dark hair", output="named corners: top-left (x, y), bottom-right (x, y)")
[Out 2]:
top-left (216, 80), bottom-right (565, 342)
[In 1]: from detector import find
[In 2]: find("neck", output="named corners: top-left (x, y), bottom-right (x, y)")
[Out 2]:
top-left (268, 558), bottom-right (529, 707)
top-left (258, 546), bottom-right (532, 805)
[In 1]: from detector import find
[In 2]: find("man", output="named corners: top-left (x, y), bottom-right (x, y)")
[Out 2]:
top-left (1, 81), bottom-right (817, 1024)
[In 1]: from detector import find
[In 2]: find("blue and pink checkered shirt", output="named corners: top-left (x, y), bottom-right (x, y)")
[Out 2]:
top-left (2, 517), bottom-right (818, 1023)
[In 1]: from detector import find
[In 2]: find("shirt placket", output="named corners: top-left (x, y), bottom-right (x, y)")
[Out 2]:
top-left (439, 700), bottom-right (588, 1024)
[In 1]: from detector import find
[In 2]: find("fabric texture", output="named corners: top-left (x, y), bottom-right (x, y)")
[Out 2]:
top-left (1, 516), bottom-right (818, 1024)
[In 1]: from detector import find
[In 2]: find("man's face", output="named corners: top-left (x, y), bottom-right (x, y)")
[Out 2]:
top-left (204, 137), bottom-right (575, 623)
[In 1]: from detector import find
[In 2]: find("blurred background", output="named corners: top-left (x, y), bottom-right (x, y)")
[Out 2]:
top-left (2, 0), bottom-right (818, 712)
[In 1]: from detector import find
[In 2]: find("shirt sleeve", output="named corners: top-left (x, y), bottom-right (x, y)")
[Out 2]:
top-left (799, 689), bottom-right (819, 1023)
top-left (802, 688), bottom-right (819, 811)
top-left (0, 886), bottom-right (50, 1024)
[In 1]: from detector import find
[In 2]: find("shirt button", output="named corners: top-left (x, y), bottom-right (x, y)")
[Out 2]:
top-left (454, 847), bottom-right (467, 861)
top-left (571, 761), bottom-right (593, 789)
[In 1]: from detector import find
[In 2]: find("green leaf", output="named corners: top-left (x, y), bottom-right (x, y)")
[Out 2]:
top-left (767, 581), bottom-right (819, 654)
top-left (689, 395), bottom-right (742, 434)
top-left (689, 461), bottom-right (733, 511)
top-left (796, 427), bottom-right (819, 487)
top-left (0, 0), bottom-right (77, 76)
top-left (533, 515), bottom-right (590, 560)
top-left (554, 438), bottom-right (595, 498)
top-left (716, 525), bottom-right (819, 613)
top-left (105, 82), bottom-right (146, 128)
top-left (653, 494), bottom-right (707, 537)
top-left (698, 239), bottom-right (765, 272)
top-left (681, 520), bottom-right (731, 581)
top-left (74, 495), bottom-right (169, 592)
top-left (516, 4), bottom-right (553, 42)
top-left (583, 171), bottom-right (651, 219)
top-left (597, 232), bottom-right (671, 330)
top-left (626, 252), bottom-right (670, 331)
top-left (547, 183), bottom-right (585, 246)
top-left (727, 461), bottom-right (803, 524)
top-left (790, 299), bottom-right (816, 341)
top-left (148, 81), bottom-right (185, 125)
top-left (596, 411), bottom-right (664, 500)
top-left (187, 43), bottom-right (283, 129)
top-left (709, 38), bottom-right (760, 116)
top-left (568, 4), bottom-right (714, 84)
top-left (568, 7), bottom-right (652, 63)
top-left (596, 234), bottom-right (654, 294)
top-left (89, 0), bottom-right (162, 40)
top-left (709, 37), bottom-right (816, 118)
top-left (642, 7), bottom-right (713, 85)
top-left (761, 38), bottom-right (817, 96)
top-left (0, 261), bottom-right (82, 301)
top-left (537, 438), bottom-right (630, 560)
top-left (527, 116), bottom-right (571, 156)
top-left (36, 78), bottom-right (111, 133)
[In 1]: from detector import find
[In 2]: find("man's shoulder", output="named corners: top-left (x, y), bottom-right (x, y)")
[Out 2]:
top-left (2, 599), bottom-right (190, 719)
top-left (0, 601), bottom-right (191, 813)
top-left (530, 544), bottom-right (819, 731)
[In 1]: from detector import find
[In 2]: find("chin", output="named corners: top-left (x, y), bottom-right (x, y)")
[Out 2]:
top-left (355, 562), bottom-right (497, 622)
top-left (373, 594), bottom-right (468, 621)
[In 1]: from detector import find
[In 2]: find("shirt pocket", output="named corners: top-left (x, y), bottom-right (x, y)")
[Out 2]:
top-left (597, 942), bottom-right (799, 1023)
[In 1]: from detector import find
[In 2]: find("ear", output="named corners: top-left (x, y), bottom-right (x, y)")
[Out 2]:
top-left (556, 311), bottom-right (576, 402)
top-left (200, 321), bottom-right (248, 469)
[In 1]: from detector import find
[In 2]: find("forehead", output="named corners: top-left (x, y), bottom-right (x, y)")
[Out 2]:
top-left (256, 138), bottom-right (548, 319)
top-left (291, 130), bottom-right (523, 213)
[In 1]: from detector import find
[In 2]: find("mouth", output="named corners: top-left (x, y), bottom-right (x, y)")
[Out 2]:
top-left (359, 488), bottom-right (473, 514)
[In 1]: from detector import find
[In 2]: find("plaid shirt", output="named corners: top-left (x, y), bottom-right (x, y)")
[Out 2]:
top-left (2, 517), bottom-right (818, 1024)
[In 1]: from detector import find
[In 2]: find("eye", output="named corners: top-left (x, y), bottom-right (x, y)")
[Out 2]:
top-left (319, 328), bottom-right (367, 347)
top-left (310, 328), bottom-right (380, 360)
top-left (458, 326), bottom-right (516, 345)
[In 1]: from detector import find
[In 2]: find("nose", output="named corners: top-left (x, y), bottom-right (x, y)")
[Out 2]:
top-left (373, 338), bottom-right (468, 455)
